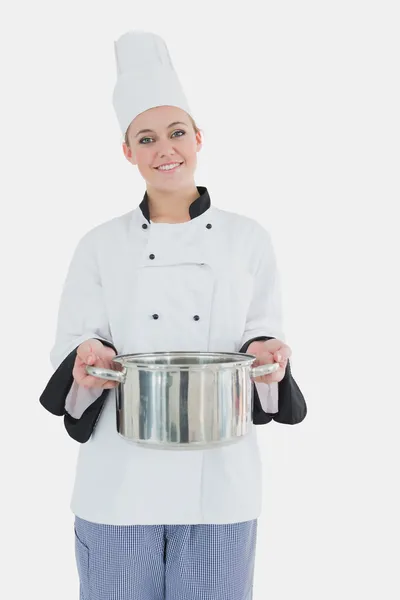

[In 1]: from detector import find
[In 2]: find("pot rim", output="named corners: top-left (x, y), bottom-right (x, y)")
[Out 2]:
top-left (111, 351), bottom-right (256, 371)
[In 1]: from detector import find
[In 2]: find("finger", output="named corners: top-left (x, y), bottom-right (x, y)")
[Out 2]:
top-left (254, 368), bottom-right (285, 384)
top-left (77, 347), bottom-right (95, 365)
top-left (73, 358), bottom-right (96, 381)
top-left (90, 350), bottom-right (116, 369)
top-left (77, 339), bottom-right (103, 363)
top-left (81, 375), bottom-right (105, 388)
top-left (104, 347), bottom-right (117, 359)
top-left (253, 352), bottom-right (275, 367)
top-left (74, 354), bottom-right (96, 374)
top-left (86, 354), bottom-right (96, 366)
top-left (282, 345), bottom-right (292, 360)
top-left (88, 371), bottom-right (120, 388)
top-left (103, 381), bottom-right (119, 389)
top-left (74, 369), bottom-right (107, 388)
top-left (73, 364), bottom-right (88, 386)
top-left (274, 346), bottom-right (291, 363)
top-left (273, 358), bottom-right (288, 373)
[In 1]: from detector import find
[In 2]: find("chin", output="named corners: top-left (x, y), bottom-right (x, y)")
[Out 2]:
top-left (146, 173), bottom-right (194, 191)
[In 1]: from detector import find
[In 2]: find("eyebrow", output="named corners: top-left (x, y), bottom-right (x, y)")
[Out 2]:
top-left (134, 121), bottom-right (188, 138)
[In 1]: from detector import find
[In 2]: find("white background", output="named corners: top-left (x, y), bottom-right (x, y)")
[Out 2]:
top-left (1, 1), bottom-right (399, 599)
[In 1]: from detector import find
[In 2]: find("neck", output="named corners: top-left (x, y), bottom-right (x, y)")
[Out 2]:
top-left (146, 184), bottom-right (200, 223)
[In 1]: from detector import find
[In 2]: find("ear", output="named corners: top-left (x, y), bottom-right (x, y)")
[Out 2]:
top-left (195, 130), bottom-right (203, 153)
top-left (122, 142), bottom-right (137, 165)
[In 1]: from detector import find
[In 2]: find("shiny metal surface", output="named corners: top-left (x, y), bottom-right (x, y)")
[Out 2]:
top-left (86, 352), bottom-right (279, 449)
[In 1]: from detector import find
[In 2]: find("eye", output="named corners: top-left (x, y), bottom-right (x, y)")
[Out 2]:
top-left (171, 130), bottom-right (186, 138)
top-left (139, 137), bottom-right (153, 144)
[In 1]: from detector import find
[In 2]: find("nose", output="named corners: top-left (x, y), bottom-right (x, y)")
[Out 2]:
top-left (156, 138), bottom-right (177, 158)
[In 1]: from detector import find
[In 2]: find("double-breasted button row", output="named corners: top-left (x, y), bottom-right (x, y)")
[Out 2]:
top-left (142, 223), bottom-right (212, 230)
top-left (151, 314), bottom-right (200, 321)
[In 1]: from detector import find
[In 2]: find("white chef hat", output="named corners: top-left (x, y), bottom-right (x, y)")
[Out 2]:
top-left (112, 30), bottom-right (193, 136)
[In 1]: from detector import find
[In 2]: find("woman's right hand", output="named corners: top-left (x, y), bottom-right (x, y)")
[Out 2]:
top-left (73, 339), bottom-right (119, 389)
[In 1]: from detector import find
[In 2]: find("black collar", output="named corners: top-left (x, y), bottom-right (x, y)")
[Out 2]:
top-left (139, 186), bottom-right (211, 223)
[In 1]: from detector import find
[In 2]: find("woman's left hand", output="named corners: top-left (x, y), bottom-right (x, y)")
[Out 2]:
top-left (247, 339), bottom-right (292, 384)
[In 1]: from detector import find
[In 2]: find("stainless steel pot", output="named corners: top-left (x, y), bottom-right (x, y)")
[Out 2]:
top-left (86, 352), bottom-right (279, 449)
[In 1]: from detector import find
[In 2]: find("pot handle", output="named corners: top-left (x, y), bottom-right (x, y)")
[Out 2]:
top-left (250, 362), bottom-right (280, 379)
top-left (86, 365), bottom-right (126, 384)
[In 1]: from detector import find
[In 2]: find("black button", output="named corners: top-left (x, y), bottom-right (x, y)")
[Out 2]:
top-left (206, 223), bottom-right (212, 229)
top-left (152, 314), bottom-right (159, 320)
top-left (193, 315), bottom-right (200, 321)
top-left (142, 223), bottom-right (148, 229)
top-left (149, 254), bottom-right (155, 260)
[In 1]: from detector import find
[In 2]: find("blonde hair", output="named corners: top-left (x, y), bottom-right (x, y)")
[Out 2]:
top-left (124, 113), bottom-right (201, 147)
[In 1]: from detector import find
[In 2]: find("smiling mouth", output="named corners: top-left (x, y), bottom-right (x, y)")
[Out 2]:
top-left (154, 162), bottom-right (184, 172)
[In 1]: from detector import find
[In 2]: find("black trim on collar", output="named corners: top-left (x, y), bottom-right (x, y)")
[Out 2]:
top-left (139, 186), bottom-right (211, 223)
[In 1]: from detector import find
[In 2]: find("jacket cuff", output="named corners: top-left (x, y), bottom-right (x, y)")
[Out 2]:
top-left (64, 393), bottom-right (108, 443)
top-left (240, 336), bottom-right (307, 425)
top-left (40, 339), bottom-right (118, 442)
top-left (271, 359), bottom-right (307, 424)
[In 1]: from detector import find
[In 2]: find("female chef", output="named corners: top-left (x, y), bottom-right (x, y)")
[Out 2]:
top-left (40, 30), bottom-right (307, 600)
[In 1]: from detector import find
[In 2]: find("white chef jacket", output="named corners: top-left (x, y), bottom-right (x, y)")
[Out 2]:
top-left (49, 189), bottom-right (285, 525)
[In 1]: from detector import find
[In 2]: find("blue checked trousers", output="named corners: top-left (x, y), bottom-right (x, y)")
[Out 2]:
top-left (74, 516), bottom-right (258, 600)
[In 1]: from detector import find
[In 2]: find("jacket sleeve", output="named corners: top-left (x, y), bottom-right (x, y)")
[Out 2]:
top-left (39, 230), bottom-right (118, 443)
top-left (239, 226), bottom-right (307, 425)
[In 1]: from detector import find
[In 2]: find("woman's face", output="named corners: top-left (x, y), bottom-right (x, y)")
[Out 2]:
top-left (123, 105), bottom-right (202, 191)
